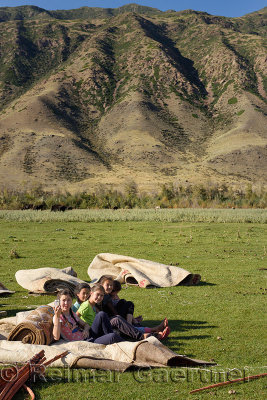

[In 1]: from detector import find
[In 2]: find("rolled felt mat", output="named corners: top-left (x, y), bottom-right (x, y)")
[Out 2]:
top-left (15, 267), bottom-right (86, 295)
top-left (43, 279), bottom-right (77, 296)
top-left (8, 305), bottom-right (54, 345)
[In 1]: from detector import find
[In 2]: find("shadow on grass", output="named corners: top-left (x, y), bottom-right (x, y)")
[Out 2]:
top-left (4, 308), bottom-right (18, 317)
top-left (171, 334), bottom-right (211, 340)
top-left (168, 336), bottom-right (212, 357)
top-left (144, 319), bottom-right (216, 331)
top-left (144, 319), bottom-right (216, 354)
top-left (174, 320), bottom-right (217, 331)
top-left (197, 281), bottom-right (216, 286)
top-left (5, 308), bottom-right (34, 317)
top-left (165, 320), bottom-right (217, 355)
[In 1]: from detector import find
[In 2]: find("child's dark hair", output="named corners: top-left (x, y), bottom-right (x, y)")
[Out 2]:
top-left (99, 275), bottom-right (114, 285)
top-left (74, 283), bottom-right (91, 304)
top-left (56, 288), bottom-right (84, 330)
top-left (90, 283), bottom-right (105, 293)
top-left (56, 289), bottom-right (73, 299)
top-left (112, 280), bottom-right (121, 293)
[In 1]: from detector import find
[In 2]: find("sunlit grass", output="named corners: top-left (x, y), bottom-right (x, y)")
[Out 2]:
top-left (0, 218), bottom-right (266, 399)
top-left (0, 208), bottom-right (266, 223)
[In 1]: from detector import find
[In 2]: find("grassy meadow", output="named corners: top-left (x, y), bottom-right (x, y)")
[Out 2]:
top-left (0, 209), bottom-right (266, 399)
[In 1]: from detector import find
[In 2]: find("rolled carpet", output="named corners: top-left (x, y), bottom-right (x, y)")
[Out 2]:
top-left (15, 267), bottom-right (86, 295)
top-left (43, 279), bottom-right (77, 296)
top-left (88, 253), bottom-right (192, 288)
top-left (8, 305), bottom-right (54, 345)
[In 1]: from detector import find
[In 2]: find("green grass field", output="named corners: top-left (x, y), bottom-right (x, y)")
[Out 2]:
top-left (0, 210), bottom-right (266, 399)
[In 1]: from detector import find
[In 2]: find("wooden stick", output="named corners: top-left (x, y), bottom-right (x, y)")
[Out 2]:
top-left (23, 384), bottom-right (35, 400)
top-left (0, 350), bottom-right (44, 400)
top-left (43, 350), bottom-right (69, 367)
top-left (0, 363), bottom-right (30, 400)
top-left (190, 373), bottom-right (267, 394)
top-left (0, 350), bottom-right (68, 400)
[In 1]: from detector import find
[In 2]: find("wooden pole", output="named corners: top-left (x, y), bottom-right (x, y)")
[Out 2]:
top-left (43, 350), bottom-right (69, 367)
top-left (190, 372), bottom-right (267, 394)
top-left (23, 384), bottom-right (35, 400)
top-left (0, 350), bottom-right (67, 400)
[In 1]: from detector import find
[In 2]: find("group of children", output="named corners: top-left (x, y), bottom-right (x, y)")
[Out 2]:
top-left (53, 275), bottom-right (170, 345)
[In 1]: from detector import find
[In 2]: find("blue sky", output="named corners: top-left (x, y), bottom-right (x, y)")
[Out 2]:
top-left (0, 1), bottom-right (266, 17)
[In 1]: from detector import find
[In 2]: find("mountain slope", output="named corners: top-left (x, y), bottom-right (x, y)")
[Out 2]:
top-left (0, 5), bottom-right (266, 192)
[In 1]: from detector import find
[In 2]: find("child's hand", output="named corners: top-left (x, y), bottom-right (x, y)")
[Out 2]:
top-left (54, 305), bottom-right (62, 318)
top-left (134, 315), bottom-right (143, 323)
top-left (82, 325), bottom-right (90, 339)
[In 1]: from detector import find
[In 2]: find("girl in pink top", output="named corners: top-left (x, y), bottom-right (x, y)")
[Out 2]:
top-left (53, 289), bottom-right (89, 342)
top-left (53, 289), bottom-right (124, 345)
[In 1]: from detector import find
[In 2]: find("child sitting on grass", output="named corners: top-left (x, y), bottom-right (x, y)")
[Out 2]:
top-left (72, 282), bottom-right (91, 313)
top-left (77, 284), bottom-right (170, 341)
top-left (98, 276), bottom-right (170, 339)
top-left (98, 275), bottom-right (118, 317)
top-left (99, 275), bottom-right (137, 323)
top-left (53, 289), bottom-right (124, 344)
top-left (77, 284), bottom-right (146, 341)
top-left (110, 279), bottom-right (143, 325)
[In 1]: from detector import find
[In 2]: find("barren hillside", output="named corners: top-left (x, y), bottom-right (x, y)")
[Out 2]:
top-left (0, 5), bottom-right (266, 192)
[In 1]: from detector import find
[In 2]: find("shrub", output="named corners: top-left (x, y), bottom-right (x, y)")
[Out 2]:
top-left (9, 249), bottom-right (20, 259)
top-left (0, 183), bottom-right (266, 210)
top-left (228, 97), bottom-right (238, 104)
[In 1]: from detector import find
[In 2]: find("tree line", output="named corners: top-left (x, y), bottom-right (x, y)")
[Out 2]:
top-left (0, 183), bottom-right (266, 210)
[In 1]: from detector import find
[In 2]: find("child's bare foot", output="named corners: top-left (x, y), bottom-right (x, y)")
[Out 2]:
top-left (148, 318), bottom-right (169, 333)
top-left (155, 319), bottom-right (166, 332)
top-left (157, 326), bottom-right (170, 341)
top-left (143, 333), bottom-right (152, 339)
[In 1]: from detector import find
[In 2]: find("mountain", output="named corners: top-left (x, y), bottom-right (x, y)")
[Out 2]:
top-left (0, 4), bottom-right (266, 192)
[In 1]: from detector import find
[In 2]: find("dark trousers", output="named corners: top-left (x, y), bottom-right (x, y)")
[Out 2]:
top-left (89, 311), bottom-right (124, 345)
top-left (110, 315), bottom-right (143, 341)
